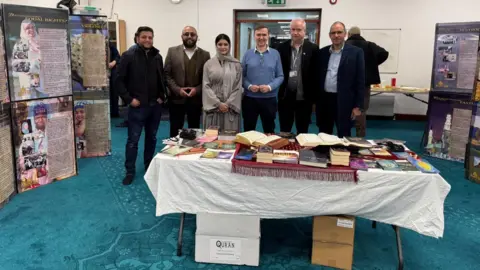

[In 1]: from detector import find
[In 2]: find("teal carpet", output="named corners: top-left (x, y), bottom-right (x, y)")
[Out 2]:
top-left (0, 117), bottom-right (479, 270)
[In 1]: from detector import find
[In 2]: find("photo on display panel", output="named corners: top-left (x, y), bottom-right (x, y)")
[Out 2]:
top-left (11, 96), bottom-right (76, 193)
top-left (2, 4), bottom-right (72, 102)
top-left (423, 92), bottom-right (473, 162)
top-left (74, 97), bottom-right (111, 158)
top-left (69, 15), bottom-right (109, 91)
top-left (431, 22), bottom-right (480, 97)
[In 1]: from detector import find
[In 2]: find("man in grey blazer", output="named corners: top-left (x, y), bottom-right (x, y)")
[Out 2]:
top-left (164, 26), bottom-right (210, 137)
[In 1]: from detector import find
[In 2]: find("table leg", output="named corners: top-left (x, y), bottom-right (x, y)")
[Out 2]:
top-left (393, 225), bottom-right (404, 270)
top-left (403, 93), bottom-right (428, 104)
top-left (176, 213), bottom-right (185, 256)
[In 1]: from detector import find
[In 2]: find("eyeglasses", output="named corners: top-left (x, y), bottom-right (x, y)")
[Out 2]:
top-left (329, 31), bottom-right (344, 35)
top-left (183, 32), bottom-right (197, 37)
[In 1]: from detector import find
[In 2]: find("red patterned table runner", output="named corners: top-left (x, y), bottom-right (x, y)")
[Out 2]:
top-left (231, 144), bottom-right (358, 183)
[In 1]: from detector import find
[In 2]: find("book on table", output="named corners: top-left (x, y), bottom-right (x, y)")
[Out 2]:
top-left (330, 148), bottom-right (350, 166)
top-left (205, 126), bottom-right (220, 137)
top-left (235, 131), bottom-right (289, 148)
top-left (299, 150), bottom-right (328, 168)
top-left (376, 160), bottom-right (402, 171)
top-left (296, 133), bottom-right (374, 148)
top-left (395, 160), bottom-right (419, 172)
top-left (257, 145), bottom-right (274, 163)
top-left (161, 145), bottom-right (192, 156)
top-left (272, 150), bottom-right (299, 164)
top-left (349, 158), bottom-right (368, 170)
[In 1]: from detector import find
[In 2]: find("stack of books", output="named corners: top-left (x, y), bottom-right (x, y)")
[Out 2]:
top-left (272, 150), bottom-right (299, 164)
top-left (330, 148), bottom-right (350, 166)
top-left (205, 126), bottom-right (220, 137)
top-left (256, 145), bottom-right (274, 163)
top-left (299, 150), bottom-right (328, 168)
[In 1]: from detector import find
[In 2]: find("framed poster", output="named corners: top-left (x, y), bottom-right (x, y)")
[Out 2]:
top-left (74, 91), bottom-right (111, 158)
top-left (69, 15), bottom-right (108, 92)
top-left (2, 4), bottom-right (72, 101)
top-left (424, 92), bottom-right (473, 162)
top-left (431, 22), bottom-right (480, 97)
top-left (12, 96), bottom-right (76, 193)
top-left (0, 110), bottom-right (15, 207)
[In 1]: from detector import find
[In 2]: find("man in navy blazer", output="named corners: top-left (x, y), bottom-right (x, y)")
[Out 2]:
top-left (315, 21), bottom-right (365, 138)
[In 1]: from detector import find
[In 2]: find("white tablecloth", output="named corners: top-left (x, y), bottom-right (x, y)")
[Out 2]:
top-left (145, 154), bottom-right (451, 238)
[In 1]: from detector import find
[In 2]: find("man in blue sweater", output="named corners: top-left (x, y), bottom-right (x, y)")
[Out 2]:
top-left (242, 25), bottom-right (284, 133)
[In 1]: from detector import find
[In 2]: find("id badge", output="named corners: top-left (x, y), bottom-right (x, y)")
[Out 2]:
top-left (289, 70), bottom-right (297, 77)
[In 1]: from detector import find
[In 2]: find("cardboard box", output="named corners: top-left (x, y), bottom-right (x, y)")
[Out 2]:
top-left (195, 234), bottom-right (260, 266)
top-left (311, 215), bottom-right (355, 270)
top-left (196, 213), bottom-right (260, 238)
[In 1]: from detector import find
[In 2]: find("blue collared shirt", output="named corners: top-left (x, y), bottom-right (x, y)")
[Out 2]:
top-left (324, 45), bottom-right (344, 93)
top-left (242, 47), bottom-right (284, 98)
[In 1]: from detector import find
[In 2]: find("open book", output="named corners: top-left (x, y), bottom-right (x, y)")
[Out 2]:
top-left (296, 133), bottom-right (373, 148)
top-left (235, 131), bottom-right (285, 147)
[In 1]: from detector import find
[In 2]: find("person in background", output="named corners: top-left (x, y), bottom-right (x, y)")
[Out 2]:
top-left (116, 32), bottom-right (139, 128)
top-left (277, 18), bottom-right (319, 134)
top-left (109, 42), bottom-right (120, 117)
top-left (202, 34), bottom-right (242, 131)
top-left (115, 26), bottom-right (167, 185)
top-left (242, 25), bottom-right (284, 133)
top-left (346, 26), bottom-right (389, 137)
top-left (164, 26), bottom-right (210, 137)
top-left (315, 21), bottom-right (365, 138)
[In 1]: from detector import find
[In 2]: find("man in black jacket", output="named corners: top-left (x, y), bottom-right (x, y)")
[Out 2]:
top-left (346, 26), bottom-right (389, 137)
top-left (115, 26), bottom-right (167, 185)
top-left (277, 18), bottom-right (319, 134)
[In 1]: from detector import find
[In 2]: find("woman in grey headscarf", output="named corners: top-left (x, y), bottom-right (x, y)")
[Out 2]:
top-left (202, 34), bottom-right (242, 132)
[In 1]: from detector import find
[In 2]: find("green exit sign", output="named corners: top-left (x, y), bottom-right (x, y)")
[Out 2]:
top-left (267, 0), bottom-right (286, 7)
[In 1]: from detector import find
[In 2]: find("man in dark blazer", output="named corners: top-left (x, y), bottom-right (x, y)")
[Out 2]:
top-left (164, 26), bottom-right (210, 137)
top-left (277, 18), bottom-right (319, 134)
top-left (315, 21), bottom-right (365, 138)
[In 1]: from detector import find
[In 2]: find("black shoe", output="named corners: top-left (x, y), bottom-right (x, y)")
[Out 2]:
top-left (122, 174), bottom-right (134, 185)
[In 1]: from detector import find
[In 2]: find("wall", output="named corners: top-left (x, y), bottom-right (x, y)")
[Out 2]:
top-left (4, 0), bottom-right (480, 115)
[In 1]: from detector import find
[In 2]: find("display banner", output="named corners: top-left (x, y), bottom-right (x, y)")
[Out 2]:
top-left (2, 4), bottom-right (72, 101)
top-left (69, 15), bottom-right (108, 92)
top-left (423, 92), bottom-right (473, 162)
top-left (0, 110), bottom-right (15, 207)
top-left (431, 22), bottom-right (480, 98)
top-left (12, 96), bottom-right (76, 193)
top-left (74, 91), bottom-right (111, 158)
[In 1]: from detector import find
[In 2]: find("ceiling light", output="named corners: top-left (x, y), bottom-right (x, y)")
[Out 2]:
top-left (257, 14), bottom-right (268, 18)
top-left (306, 15), bottom-right (319, 18)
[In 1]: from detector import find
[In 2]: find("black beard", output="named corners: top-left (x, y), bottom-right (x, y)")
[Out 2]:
top-left (183, 40), bottom-right (196, 49)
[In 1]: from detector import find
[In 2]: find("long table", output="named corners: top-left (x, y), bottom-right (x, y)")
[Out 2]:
top-left (144, 153), bottom-right (451, 269)
top-left (370, 87), bottom-right (430, 104)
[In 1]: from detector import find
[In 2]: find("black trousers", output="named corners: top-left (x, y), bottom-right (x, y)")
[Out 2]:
top-left (242, 96), bottom-right (277, 133)
top-left (169, 102), bottom-right (202, 137)
top-left (278, 97), bottom-right (312, 134)
top-left (125, 103), bottom-right (162, 175)
top-left (316, 92), bottom-right (352, 138)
